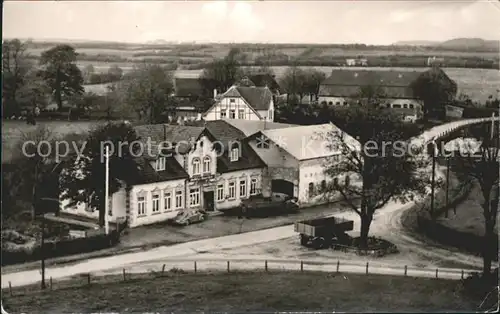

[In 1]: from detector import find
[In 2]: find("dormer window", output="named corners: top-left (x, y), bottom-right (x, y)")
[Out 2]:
top-left (230, 147), bottom-right (239, 162)
top-left (203, 156), bottom-right (211, 173)
top-left (155, 157), bottom-right (166, 171)
top-left (192, 158), bottom-right (200, 175)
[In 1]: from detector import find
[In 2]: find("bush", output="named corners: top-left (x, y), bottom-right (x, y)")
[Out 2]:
top-left (1, 230), bottom-right (120, 266)
top-left (461, 268), bottom-right (499, 310)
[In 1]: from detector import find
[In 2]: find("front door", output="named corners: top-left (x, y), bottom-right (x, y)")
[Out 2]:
top-left (204, 191), bottom-right (215, 212)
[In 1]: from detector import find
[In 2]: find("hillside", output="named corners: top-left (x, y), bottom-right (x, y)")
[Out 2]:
top-left (438, 38), bottom-right (499, 51)
top-left (393, 40), bottom-right (439, 46)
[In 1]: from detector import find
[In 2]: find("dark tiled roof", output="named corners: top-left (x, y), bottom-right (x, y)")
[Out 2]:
top-left (319, 69), bottom-right (427, 99)
top-left (131, 156), bottom-right (188, 185)
top-left (164, 125), bottom-right (205, 143)
top-left (248, 74), bottom-right (280, 91)
top-left (204, 120), bottom-right (266, 173)
top-left (221, 86), bottom-right (273, 111)
top-left (134, 124), bottom-right (166, 143)
top-left (174, 77), bottom-right (207, 98)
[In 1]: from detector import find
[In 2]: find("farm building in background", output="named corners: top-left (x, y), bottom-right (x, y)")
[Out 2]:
top-left (345, 58), bottom-right (368, 66)
top-left (427, 56), bottom-right (445, 66)
top-left (318, 68), bottom-right (456, 123)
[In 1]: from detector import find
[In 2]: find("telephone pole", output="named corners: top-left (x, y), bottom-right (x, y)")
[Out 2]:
top-left (104, 145), bottom-right (110, 235)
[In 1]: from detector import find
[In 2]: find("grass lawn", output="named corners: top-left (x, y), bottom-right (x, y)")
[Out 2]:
top-left (437, 182), bottom-right (498, 236)
top-left (2, 271), bottom-right (478, 313)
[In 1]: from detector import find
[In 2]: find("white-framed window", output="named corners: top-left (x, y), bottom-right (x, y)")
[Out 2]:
top-left (239, 179), bottom-right (247, 198)
top-left (238, 109), bottom-right (245, 119)
top-left (164, 190), bottom-right (172, 211)
top-left (230, 147), bottom-right (239, 162)
top-left (228, 181), bottom-right (236, 199)
top-left (220, 111), bottom-right (227, 118)
top-left (192, 158), bottom-right (200, 175)
top-left (230, 98), bottom-right (236, 103)
top-left (175, 190), bottom-right (183, 209)
top-left (229, 109), bottom-right (236, 119)
top-left (250, 178), bottom-right (258, 195)
top-left (137, 195), bottom-right (146, 216)
top-left (189, 188), bottom-right (200, 207)
top-left (152, 193), bottom-right (160, 213)
top-left (155, 157), bottom-right (166, 171)
top-left (203, 156), bottom-right (211, 174)
top-left (217, 184), bottom-right (224, 201)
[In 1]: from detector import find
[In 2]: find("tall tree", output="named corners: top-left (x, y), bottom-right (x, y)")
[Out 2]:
top-left (40, 45), bottom-right (84, 111)
top-left (279, 65), bottom-right (308, 103)
top-left (117, 63), bottom-right (175, 124)
top-left (303, 69), bottom-right (326, 102)
top-left (199, 48), bottom-right (243, 95)
top-left (60, 122), bottom-right (140, 226)
top-left (324, 104), bottom-right (429, 248)
top-left (453, 121), bottom-right (499, 275)
top-left (83, 64), bottom-right (95, 83)
top-left (2, 39), bottom-right (33, 115)
top-left (107, 65), bottom-right (123, 81)
top-left (410, 67), bottom-right (457, 121)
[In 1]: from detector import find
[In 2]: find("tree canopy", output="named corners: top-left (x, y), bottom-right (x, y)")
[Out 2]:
top-left (40, 44), bottom-right (84, 111)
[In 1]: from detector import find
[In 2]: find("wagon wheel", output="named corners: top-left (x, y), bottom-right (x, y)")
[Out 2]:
top-left (312, 237), bottom-right (326, 249)
top-left (300, 234), bottom-right (309, 246)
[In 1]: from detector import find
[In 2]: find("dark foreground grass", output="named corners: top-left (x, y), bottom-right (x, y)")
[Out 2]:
top-left (2, 271), bottom-right (478, 313)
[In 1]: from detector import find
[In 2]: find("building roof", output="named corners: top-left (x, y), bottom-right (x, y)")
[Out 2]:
top-left (248, 74), bottom-right (280, 92)
top-left (203, 120), bottom-right (266, 172)
top-left (250, 123), bottom-right (360, 161)
top-left (319, 69), bottom-right (428, 99)
top-left (131, 156), bottom-right (188, 185)
top-left (222, 86), bottom-right (274, 111)
top-left (173, 77), bottom-right (207, 98)
top-left (224, 119), bottom-right (297, 137)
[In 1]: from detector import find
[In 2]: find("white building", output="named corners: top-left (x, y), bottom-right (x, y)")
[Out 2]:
top-left (241, 123), bottom-right (361, 207)
top-left (203, 85), bottom-right (275, 122)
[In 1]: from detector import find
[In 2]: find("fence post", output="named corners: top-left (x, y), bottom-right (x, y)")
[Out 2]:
top-left (9, 282), bottom-right (13, 296)
top-left (366, 262), bottom-right (369, 275)
top-left (300, 261), bottom-right (303, 272)
top-left (461, 270), bottom-right (464, 280)
top-left (404, 265), bottom-right (408, 276)
top-left (265, 260), bottom-right (268, 272)
top-left (194, 261), bottom-right (197, 274)
top-left (162, 264), bottom-right (166, 276)
top-left (336, 260), bottom-right (340, 273)
top-left (435, 268), bottom-right (438, 279)
top-left (50, 277), bottom-right (53, 290)
top-left (227, 261), bottom-right (230, 273)
top-left (87, 273), bottom-right (91, 285)
top-left (123, 268), bottom-right (126, 281)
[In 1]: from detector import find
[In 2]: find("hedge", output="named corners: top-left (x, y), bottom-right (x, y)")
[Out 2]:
top-left (1, 230), bottom-right (120, 266)
top-left (401, 165), bottom-right (498, 260)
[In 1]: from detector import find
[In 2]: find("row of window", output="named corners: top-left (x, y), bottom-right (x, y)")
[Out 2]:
top-left (192, 156), bottom-right (212, 175)
top-left (216, 177), bottom-right (259, 201)
top-left (137, 189), bottom-right (184, 216)
top-left (321, 100), bottom-right (418, 110)
top-left (220, 109), bottom-right (246, 119)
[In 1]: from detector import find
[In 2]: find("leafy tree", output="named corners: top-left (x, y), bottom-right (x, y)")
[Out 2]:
top-left (200, 48), bottom-right (244, 95)
top-left (118, 63), bottom-right (175, 123)
top-left (324, 105), bottom-right (429, 248)
top-left (83, 64), bottom-right (95, 83)
top-left (2, 39), bottom-right (33, 115)
top-left (410, 67), bottom-right (457, 120)
top-left (40, 45), bottom-right (84, 111)
top-left (107, 65), bottom-right (123, 81)
top-left (453, 121), bottom-right (499, 275)
top-left (303, 69), bottom-right (326, 102)
top-left (16, 69), bottom-right (51, 110)
top-left (60, 122), bottom-right (140, 226)
top-left (279, 66), bottom-right (308, 103)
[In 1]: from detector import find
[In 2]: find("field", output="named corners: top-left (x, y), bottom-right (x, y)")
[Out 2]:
top-left (1, 272), bottom-right (478, 312)
top-left (1, 121), bottom-right (98, 163)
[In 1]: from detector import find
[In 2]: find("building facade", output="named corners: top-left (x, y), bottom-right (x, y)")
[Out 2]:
top-left (204, 86), bottom-right (275, 122)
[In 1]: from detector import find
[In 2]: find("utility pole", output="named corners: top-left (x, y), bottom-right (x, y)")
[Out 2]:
top-left (430, 140), bottom-right (437, 217)
top-left (445, 157), bottom-right (450, 218)
top-left (40, 216), bottom-right (46, 290)
top-left (104, 145), bottom-right (110, 235)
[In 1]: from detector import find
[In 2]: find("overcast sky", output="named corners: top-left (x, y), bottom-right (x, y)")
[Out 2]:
top-left (3, 0), bottom-right (500, 44)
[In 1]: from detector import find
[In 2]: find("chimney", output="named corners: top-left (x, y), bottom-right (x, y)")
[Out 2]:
top-left (213, 88), bottom-right (217, 99)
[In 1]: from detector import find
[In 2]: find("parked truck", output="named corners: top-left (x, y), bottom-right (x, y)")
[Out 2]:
top-left (294, 215), bottom-right (354, 249)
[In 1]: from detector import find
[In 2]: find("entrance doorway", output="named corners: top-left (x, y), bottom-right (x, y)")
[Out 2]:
top-left (271, 179), bottom-right (294, 197)
top-left (204, 191), bottom-right (215, 212)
